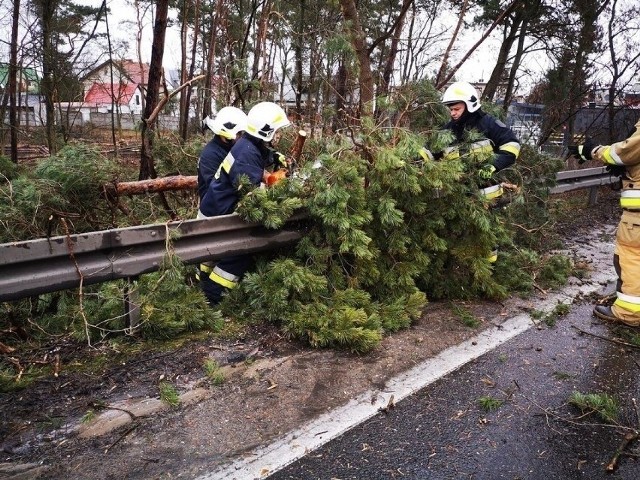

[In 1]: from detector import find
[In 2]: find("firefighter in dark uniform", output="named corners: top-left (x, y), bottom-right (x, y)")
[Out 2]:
top-left (197, 101), bottom-right (291, 306)
top-left (569, 122), bottom-right (640, 327)
top-left (197, 106), bottom-right (247, 201)
top-left (420, 81), bottom-right (521, 263)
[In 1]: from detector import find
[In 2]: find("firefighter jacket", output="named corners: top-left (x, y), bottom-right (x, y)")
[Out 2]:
top-left (199, 134), bottom-right (273, 217)
top-left (197, 135), bottom-right (233, 201)
top-left (592, 120), bottom-right (640, 207)
top-left (443, 109), bottom-right (521, 172)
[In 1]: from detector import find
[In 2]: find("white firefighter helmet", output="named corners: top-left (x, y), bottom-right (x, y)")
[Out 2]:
top-left (245, 102), bottom-right (291, 141)
top-left (442, 81), bottom-right (481, 113)
top-left (204, 106), bottom-right (247, 139)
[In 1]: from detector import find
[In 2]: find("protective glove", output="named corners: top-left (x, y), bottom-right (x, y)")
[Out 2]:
top-left (567, 137), bottom-right (598, 164)
top-left (477, 164), bottom-right (496, 180)
top-left (418, 147), bottom-right (435, 162)
top-left (274, 151), bottom-right (287, 168)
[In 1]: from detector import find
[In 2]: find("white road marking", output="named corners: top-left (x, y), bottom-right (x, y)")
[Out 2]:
top-left (198, 240), bottom-right (616, 480)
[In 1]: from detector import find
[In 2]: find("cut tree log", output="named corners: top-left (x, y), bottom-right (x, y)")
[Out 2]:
top-left (104, 176), bottom-right (197, 197)
top-left (104, 129), bottom-right (307, 197)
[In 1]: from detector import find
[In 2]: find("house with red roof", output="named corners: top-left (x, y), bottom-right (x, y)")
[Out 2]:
top-left (81, 59), bottom-right (150, 115)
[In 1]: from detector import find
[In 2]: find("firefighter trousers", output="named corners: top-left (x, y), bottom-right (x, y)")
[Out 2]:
top-left (612, 210), bottom-right (640, 327)
top-left (200, 254), bottom-right (251, 306)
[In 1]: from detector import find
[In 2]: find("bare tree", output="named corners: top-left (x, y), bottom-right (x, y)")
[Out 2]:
top-left (139, 0), bottom-right (168, 181)
top-left (602, 0), bottom-right (640, 141)
top-left (8, 0), bottom-right (20, 163)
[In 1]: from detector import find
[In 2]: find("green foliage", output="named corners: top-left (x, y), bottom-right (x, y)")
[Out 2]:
top-left (451, 303), bottom-right (481, 328)
top-left (0, 365), bottom-right (38, 393)
top-left (81, 409), bottom-right (97, 424)
top-left (0, 144), bottom-right (122, 242)
top-left (569, 391), bottom-right (619, 423)
top-left (229, 90), bottom-right (569, 350)
top-left (614, 327), bottom-right (640, 347)
top-left (552, 371), bottom-right (574, 381)
top-left (1, 78), bottom-right (577, 355)
top-left (478, 395), bottom-right (504, 412)
top-left (530, 301), bottom-right (570, 327)
top-left (153, 134), bottom-right (204, 176)
top-left (395, 79), bottom-right (450, 131)
top-left (0, 155), bottom-right (19, 181)
top-left (285, 291), bottom-right (383, 353)
top-left (159, 381), bottom-right (181, 408)
top-left (223, 257), bottom-right (326, 321)
top-left (538, 255), bottom-right (573, 289)
top-left (3, 255), bottom-right (220, 344)
top-left (203, 359), bottom-right (225, 385)
top-left (235, 178), bottom-right (304, 229)
top-left (493, 249), bottom-right (573, 296)
top-left (35, 143), bottom-right (118, 205)
top-left (499, 145), bottom-right (564, 251)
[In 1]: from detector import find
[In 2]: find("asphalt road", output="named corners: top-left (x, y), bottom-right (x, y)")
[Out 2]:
top-left (267, 302), bottom-right (640, 480)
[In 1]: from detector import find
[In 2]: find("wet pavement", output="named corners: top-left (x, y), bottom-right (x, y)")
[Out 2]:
top-left (268, 302), bottom-right (640, 480)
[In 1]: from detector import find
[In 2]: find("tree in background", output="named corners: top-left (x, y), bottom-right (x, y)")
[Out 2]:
top-left (535, 0), bottom-right (610, 147)
top-left (139, 0), bottom-right (168, 181)
top-left (31, 0), bottom-right (104, 153)
top-left (600, 0), bottom-right (640, 142)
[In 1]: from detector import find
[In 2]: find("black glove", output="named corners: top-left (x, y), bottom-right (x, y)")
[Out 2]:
top-left (567, 137), bottom-right (598, 164)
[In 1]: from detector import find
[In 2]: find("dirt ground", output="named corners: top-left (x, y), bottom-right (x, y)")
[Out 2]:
top-left (0, 187), bottom-right (623, 479)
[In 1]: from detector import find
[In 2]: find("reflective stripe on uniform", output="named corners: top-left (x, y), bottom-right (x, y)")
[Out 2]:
top-left (499, 141), bottom-right (521, 157)
top-left (418, 147), bottom-right (434, 162)
top-left (215, 152), bottom-right (236, 179)
top-left (469, 139), bottom-right (492, 155)
top-left (620, 190), bottom-right (640, 210)
top-left (443, 146), bottom-right (460, 161)
top-left (200, 263), bottom-right (214, 274)
top-left (479, 184), bottom-right (503, 200)
top-left (614, 291), bottom-right (640, 313)
top-left (600, 145), bottom-right (624, 166)
top-left (209, 266), bottom-right (240, 289)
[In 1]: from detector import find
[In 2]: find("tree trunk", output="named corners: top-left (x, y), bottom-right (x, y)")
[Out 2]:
top-left (379, 13), bottom-right (405, 99)
top-left (9, 0), bottom-right (20, 164)
top-left (338, 0), bottom-right (374, 117)
top-left (294, 0), bottom-right (305, 119)
top-left (39, 0), bottom-right (58, 154)
top-left (502, 17), bottom-right (528, 111)
top-left (482, 13), bottom-right (522, 102)
top-left (333, 61), bottom-right (347, 132)
top-left (203, 0), bottom-right (224, 118)
top-left (435, 0), bottom-right (468, 88)
top-left (182, 0), bottom-right (201, 139)
top-left (179, 0), bottom-right (190, 140)
top-left (139, 0), bottom-right (169, 181)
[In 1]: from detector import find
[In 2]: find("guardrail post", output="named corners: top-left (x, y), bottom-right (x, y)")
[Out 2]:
top-left (588, 186), bottom-right (599, 206)
top-left (124, 277), bottom-right (141, 334)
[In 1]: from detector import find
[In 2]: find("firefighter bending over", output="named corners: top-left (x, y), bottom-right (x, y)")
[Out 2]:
top-left (420, 81), bottom-right (521, 263)
top-left (197, 102), bottom-right (291, 306)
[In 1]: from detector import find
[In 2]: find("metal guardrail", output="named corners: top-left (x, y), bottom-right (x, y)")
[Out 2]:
top-left (550, 166), bottom-right (619, 194)
top-left (0, 213), bottom-right (306, 302)
top-left (0, 168), bottom-right (618, 303)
